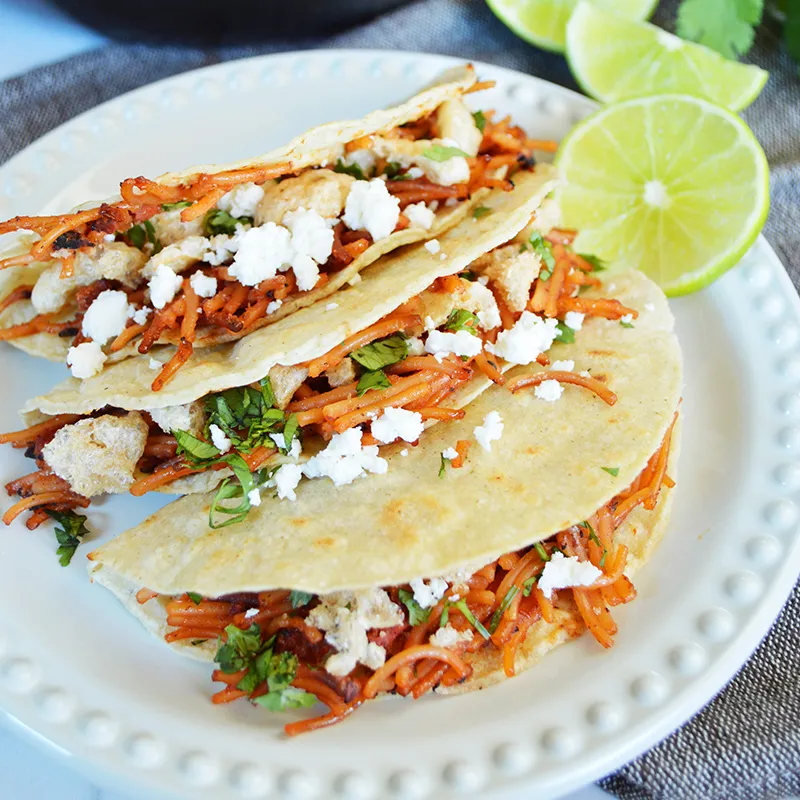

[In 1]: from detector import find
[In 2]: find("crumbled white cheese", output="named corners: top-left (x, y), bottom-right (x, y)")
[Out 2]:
top-left (579, 370), bottom-right (591, 378)
top-left (217, 182), bottom-right (265, 219)
top-left (148, 264), bottom-right (183, 309)
top-left (406, 336), bottom-right (426, 356)
top-left (149, 357), bottom-right (162, 370)
top-left (371, 407), bottom-right (424, 444)
top-left (409, 577), bottom-right (449, 609)
top-left (430, 624), bottom-right (474, 648)
top-left (418, 151), bottom-right (470, 186)
top-left (244, 607), bottom-right (259, 619)
top-left (103, 233), bottom-right (116, 242)
top-left (473, 410), bottom-right (504, 452)
top-left (440, 252), bottom-right (448, 261)
top-left (190, 271), bottom-right (217, 298)
top-left (423, 316), bottom-right (437, 331)
top-left (442, 447), bottom-right (459, 460)
top-left (467, 281), bottom-right (502, 330)
top-left (486, 312), bottom-right (558, 365)
top-left (228, 223), bottom-right (293, 286)
top-left (148, 402), bottom-right (204, 436)
top-left (407, 167), bottom-right (425, 179)
top-left (247, 488), bottom-right (261, 507)
top-left (81, 289), bottom-right (131, 345)
top-left (550, 360), bottom-right (575, 371)
top-left (343, 179), bottom-right (400, 241)
top-left (534, 379), bottom-right (563, 402)
top-left (268, 432), bottom-right (302, 459)
top-left (203, 231), bottom-right (244, 266)
top-left (326, 302), bottom-right (339, 311)
top-left (284, 207), bottom-right (334, 290)
top-left (404, 202), bottom-right (436, 230)
top-left (208, 423), bottom-right (231, 453)
top-left (302, 428), bottom-right (388, 487)
top-left (266, 299), bottom-right (282, 314)
top-left (67, 341), bottom-right (107, 379)
top-left (273, 463), bottom-right (303, 501)
top-left (400, 449), bottom-right (409, 457)
top-left (425, 329), bottom-right (483, 361)
top-left (564, 311), bottom-right (585, 331)
top-left (620, 313), bottom-right (634, 325)
top-left (307, 589), bottom-right (404, 676)
top-left (538, 552), bottom-right (603, 599)
top-left (343, 149), bottom-right (377, 175)
top-left (644, 302), bottom-right (655, 311)
top-left (444, 198), bottom-right (459, 207)
top-left (424, 239), bottom-right (441, 255)
top-left (477, 275), bottom-right (489, 286)
top-left (132, 306), bottom-right (151, 325)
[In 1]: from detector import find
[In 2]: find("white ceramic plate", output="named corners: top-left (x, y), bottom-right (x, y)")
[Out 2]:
top-left (0, 50), bottom-right (796, 800)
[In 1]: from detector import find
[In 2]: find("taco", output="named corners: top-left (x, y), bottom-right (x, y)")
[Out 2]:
top-left (1, 168), bottom-right (561, 527)
top-left (87, 267), bottom-right (682, 734)
top-left (0, 64), bottom-right (559, 392)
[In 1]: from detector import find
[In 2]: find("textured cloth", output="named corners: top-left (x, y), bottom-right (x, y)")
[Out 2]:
top-left (1, 2), bottom-right (798, 797)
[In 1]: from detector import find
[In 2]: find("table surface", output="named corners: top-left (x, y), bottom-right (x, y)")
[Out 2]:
top-left (0, 2), bottom-right (612, 798)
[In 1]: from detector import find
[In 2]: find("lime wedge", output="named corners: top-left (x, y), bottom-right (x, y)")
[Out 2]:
top-left (566, 3), bottom-right (768, 111)
top-left (487, 0), bottom-right (657, 53)
top-left (555, 95), bottom-right (769, 296)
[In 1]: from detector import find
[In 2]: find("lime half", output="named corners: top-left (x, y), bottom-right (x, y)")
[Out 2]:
top-left (555, 95), bottom-right (769, 296)
top-left (566, 2), bottom-right (768, 111)
top-left (487, 0), bottom-right (657, 53)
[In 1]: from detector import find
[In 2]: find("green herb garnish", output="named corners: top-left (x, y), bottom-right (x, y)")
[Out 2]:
top-left (620, 320), bottom-right (635, 328)
top-left (356, 369), bottom-right (391, 396)
top-left (204, 209), bottom-right (252, 236)
top-left (453, 599), bottom-right (490, 640)
top-left (383, 161), bottom-right (410, 180)
top-left (601, 466), bottom-right (620, 476)
top-left (577, 253), bottom-right (607, 271)
top-left (583, 520), bottom-right (607, 568)
top-left (529, 232), bottom-right (555, 270)
top-left (538, 267), bottom-right (552, 282)
top-left (472, 205), bottom-right (491, 219)
top-left (334, 158), bottom-right (368, 181)
top-left (439, 453), bottom-right (447, 479)
top-left (45, 509), bottom-right (89, 567)
top-left (350, 333), bottom-right (408, 371)
top-left (534, 542), bottom-right (551, 562)
top-left (126, 219), bottom-right (161, 254)
top-left (522, 576), bottom-right (538, 596)
top-left (472, 110), bottom-right (487, 134)
top-left (488, 586), bottom-right (519, 634)
top-left (398, 588), bottom-right (432, 626)
top-left (555, 322), bottom-right (575, 344)
top-left (422, 144), bottom-right (469, 161)
top-left (289, 590), bottom-right (314, 608)
top-left (443, 308), bottom-right (480, 336)
top-left (187, 592), bottom-right (203, 605)
top-left (161, 200), bottom-right (193, 211)
top-left (458, 270), bottom-right (477, 281)
top-left (174, 429), bottom-right (222, 464)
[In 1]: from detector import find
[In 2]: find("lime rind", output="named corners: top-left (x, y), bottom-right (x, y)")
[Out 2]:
top-left (565, 2), bottom-right (768, 111)
top-left (555, 94), bottom-right (770, 296)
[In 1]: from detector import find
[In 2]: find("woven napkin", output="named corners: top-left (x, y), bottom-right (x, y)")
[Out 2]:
top-left (1, 2), bottom-right (798, 796)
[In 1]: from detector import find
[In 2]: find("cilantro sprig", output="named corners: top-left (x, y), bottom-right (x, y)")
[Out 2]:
top-left (529, 232), bottom-right (556, 271)
top-left (357, 369), bottom-right (391, 396)
top-left (555, 322), bottom-right (575, 344)
top-left (443, 308), bottom-right (480, 336)
top-left (472, 110), bottom-right (487, 134)
top-left (422, 144), bottom-right (469, 161)
top-left (677, 0), bottom-right (763, 59)
top-left (126, 219), bottom-right (162, 254)
top-left (349, 334), bottom-right (408, 371)
top-left (398, 588), bottom-right (432, 626)
top-left (46, 509), bottom-right (89, 566)
top-left (161, 200), bottom-right (193, 212)
top-left (204, 209), bottom-right (252, 236)
top-left (334, 158), bottom-right (370, 181)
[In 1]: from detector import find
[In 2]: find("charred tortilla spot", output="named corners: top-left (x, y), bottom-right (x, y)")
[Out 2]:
top-left (53, 230), bottom-right (92, 251)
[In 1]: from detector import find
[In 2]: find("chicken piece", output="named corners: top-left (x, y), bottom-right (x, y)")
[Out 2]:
top-left (435, 98), bottom-right (483, 156)
top-left (324, 358), bottom-right (357, 388)
top-left (461, 281), bottom-right (501, 330)
top-left (42, 412), bottom-right (149, 497)
top-left (371, 137), bottom-right (470, 186)
top-left (518, 197), bottom-right (561, 241)
top-left (31, 243), bottom-right (147, 314)
top-left (255, 170), bottom-right (355, 226)
top-left (416, 279), bottom-right (473, 328)
top-left (269, 364), bottom-right (309, 409)
top-left (471, 245), bottom-right (541, 313)
top-left (147, 402), bottom-right (205, 437)
top-left (142, 236), bottom-right (209, 279)
top-left (149, 209), bottom-right (206, 247)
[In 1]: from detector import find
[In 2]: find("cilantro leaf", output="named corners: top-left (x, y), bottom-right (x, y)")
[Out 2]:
top-left (161, 200), bottom-right (193, 211)
top-left (290, 590), bottom-right (314, 608)
top-left (422, 144), bottom-right (469, 161)
top-left (453, 599), bottom-right (490, 640)
top-left (350, 334), bottom-right (408, 371)
top-left (282, 413), bottom-right (300, 452)
top-left (126, 220), bottom-right (160, 253)
top-left (187, 592), bottom-right (203, 605)
top-left (676, 0), bottom-right (763, 58)
top-left (174, 429), bottom-right (221, 465)
top-left (578, 253), bottom-right (607, 271)
top-left (204, 209), bottom-right (252, 236)
top-left (214, 624), bottom-right (263, 673)
top-left (254, 686), bottom-right (317, 711)
top-left (439, 453), bottom-right (447, 479)
top-left (583, 520), bottom-right (607, 567)
top-left (555, 322), bottom-right (575, 344)
top-left (443, 308), bottom-right (480, 335)
top-left (357, 368), bottom-right (391, 396)
top-left (522, 576), bottom-right (538, 596)
top-left (440, 602), bottom-right (450, 627)
top-left (259, 375), bottom-right (277, 409)
top-left (601, 466), bottom-right (620, 476)
top-left (472, 110), bottom-right (487, 134)
top-left (472, 205), bottom-right (491, 219)
top-left (620, 320), bottom-right (635, 329)
top-left (529, 232), bottom-right (555, 270)
top-left (488, 585), bottom-right (519, 634)
top-left (458, 270), bottom-right (477, 281)
top-left (539, 267), bottom-right (552, 282)
top-left (46, 509), bottom-right (89, 567)
top-left (383, 161), bottom-right (410, 180)
top-left (208, 453), bottom-right (258, 529)
top-left (334, 158), bottom-right (368, 181)
top-left (398, 588), bottom-right (432, 626)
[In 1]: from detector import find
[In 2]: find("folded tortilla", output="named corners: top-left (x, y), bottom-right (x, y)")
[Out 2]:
top-left (0, 65), bottom-right (501, 366)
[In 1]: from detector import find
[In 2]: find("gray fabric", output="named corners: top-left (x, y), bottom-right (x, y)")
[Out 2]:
top-left (0, 1), bottom-right (798, 797)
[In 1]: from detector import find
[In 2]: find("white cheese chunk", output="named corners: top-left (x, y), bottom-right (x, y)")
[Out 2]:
top-left (132, 306), bottom-right (151, 325)
top-left (371, 408), bottom-right (425, 444)
top-left (430, 624), bottom-right (474, 648)
top-left (425, 329), bottom-right (482, 361)
top-left (67, 341), bottom-right (107, 379)
top-left (442, 447), bottom-right (459, 460)
top-left (424, 238), bottom-right (441, 254)
top-left (228, 223), bottom-right (293, 286)
top-left (473, 410), bottom-right (504, 452)
top-left (266, 299), bottom-right (282, 314)
top-left (208, 423), bottom-right (231, 453)
top-left (247, 488), bottom-right (261, 507)
top-left (550, 360), bottom-right (575, 371)
top-left (81, 289), bottom-right (131, 345)
top-left (343, 149), bottom-right (377, 175)
top-left (620, 313), bottom-right (634, 325)
top-left (148, 264), bottom-right (183, 310)
top-left (272, 463), bottom-right (304, 502)
top-left (564, 311), bottom-right (585, 331)
top-left (217, 182), bottom-right (265, 219)
top-left (534, 379), bottom-right (563, 402)
top-left (538, 552), bottom-right (603, 599)
top-left (343, 179), bottom-right (400, 242)
top-left (302, 428), bottom-right (388, 487)
top-left (465, 281), bottom-right (501, 330)
top-left (409, 577), bottom-right (449, 609)
top-left (404, 202), bottom-right (436, 230)
top-left (406, 336), bottom-right (426, 356)
top-left (148, 402), bottom-right (205, 437)
top-left (284, 207), bottom-right (334, 279)
top-left (486, 311), bottom-right (558, 365)
top-left (189, 271), bottom-right (217, 298)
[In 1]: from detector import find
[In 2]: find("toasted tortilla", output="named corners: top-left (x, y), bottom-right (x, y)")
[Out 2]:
top-left (20, 167), bottom-right (559, 420)
top-left (0, 65), bottom-right (501, 364)
top-left (87, 268), bottom-right (682, 605)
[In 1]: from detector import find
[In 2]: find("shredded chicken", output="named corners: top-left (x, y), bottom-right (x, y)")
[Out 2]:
top-left (435, 98), bottom-right (483, 156)
top-left (471, 245), bottom-right (541, 313)
top-left (255, 170), bottom-right (355, 226)
top-left (147, 402), bottom-right (205, 437)
top-left (269, 364), bottom-right (309, 409)
top-left (324, 358), bottom-right (357, 388)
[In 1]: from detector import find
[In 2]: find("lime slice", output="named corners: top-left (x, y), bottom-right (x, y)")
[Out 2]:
top-left (487, 0), bottom-right (657, 53)
top-left (555, 95), bottom-right (769, 296)
top-left (566, 2), bottom-right (768, 111)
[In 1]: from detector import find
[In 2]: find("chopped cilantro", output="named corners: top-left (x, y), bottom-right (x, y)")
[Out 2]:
top-left (421, 144), bottom-right (469, 161)
top-left (453, 599), bottom-right (490, 640)
top-left (534, 542), bottom-right (550, 562)
top-left (174, 429), bottom-right (221, 465)
top-left (126, 219), bottom-right (161, 254)
top-left (443, 308), bottom-right (479, 336)
top-left (46, 509), bottom-right (89, 567)
top-left (208, 453), bottom-right (260, 529)
top-left (472, 205), bottom-right (491, 219)
top-left (439, 453), bottom-right (447, 479)
top-left (187, 592), bottom-right (203, 605)
top-left (398, 588), bottom-right (432, 626)
top-left (281, 413), bottom-right (300, 453)
top-left (582, 520), bottom-right (607, 568)
top-left (161, 200), bottom-right (193, 211)
top-left (334, 158), bottom-right (368, 181)
top-left (458, 270), bottom-right (477, 281)
top-left (522, 576), bottom-right (538, 596)
top-left (578, 253), bottom-right (607, 271)
top-left (215, 623), bottom-right (263, 673)
top-left (676, 0), bottom-right (762, 59)
top-left (204, 209), bottom-right (252, 236)
top-left (601, 466), bottom-right (620, 477)
top-left (254, 686), bottom-right (317, 711)
top-left (357, 368), bottom-right (391, 396)
top-left (555, 322), bottom-right (575, 344)
top-left (538, 267), bottom-right (552, 282)
top-left (350, 333), bottom-right (408, 371)
top-left (488, 585), bottom-right (519, 634)
top-left (383, 161), bottom-right (410, 180)
top-left (620, 320), bottom-right (635, 329)
top-left (472, 110), bottom-right (487, 134)
top-left (289, 590), bottom-right (314, 608)
top-left (259, 375), bottom-right (277, 409)
top-left (529, 232), bottom-right (555, 270)
top-left (440, 602), bottom-right (450, 627)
